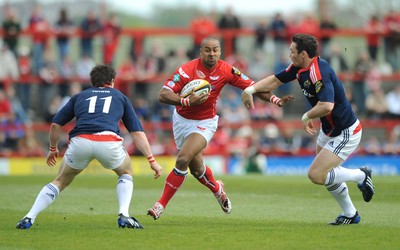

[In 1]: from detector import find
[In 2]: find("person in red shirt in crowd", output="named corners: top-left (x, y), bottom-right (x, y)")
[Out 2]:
top-left (365, 15), bottom-right (385, 62)
top-left (147, 36), bottom-right (293, 220)
top-left (102, 13), bottom-right (121, 66)
top-left (383, 11), bottom-right (400, 71)
top-left (29, 4), bottom-right (51, 75)
top-left (189, 11), bottom-right (218, 59)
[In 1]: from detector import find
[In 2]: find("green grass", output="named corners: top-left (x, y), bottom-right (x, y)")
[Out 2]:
top-left (0, 174), bottom-right (399, 250)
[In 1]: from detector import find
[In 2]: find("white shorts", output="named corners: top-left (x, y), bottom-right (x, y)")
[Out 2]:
top-left (317, 119), bottom-right (362, 160)
top-left (173, 109), bottom-right (218, 150)
top-left (64, 135), bottom-right (126, 170)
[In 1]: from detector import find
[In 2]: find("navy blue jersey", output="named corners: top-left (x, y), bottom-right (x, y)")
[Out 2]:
top-left (52, 86), bottom-right (143, 139)
top-left (275, 57), bottom-right (357, 137)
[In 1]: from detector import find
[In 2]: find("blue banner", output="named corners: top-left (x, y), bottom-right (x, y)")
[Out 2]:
top-left (228, 155), bottom-right (400, 175)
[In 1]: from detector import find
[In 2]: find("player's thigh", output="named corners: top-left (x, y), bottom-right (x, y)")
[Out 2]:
top-left (94, 141), bottom-right (127, 170)
top-left (112, 152), bottom-right (133, 176)
top-left (54, 160), bottom-right (83, 190)
top-left (309, 148), bottom-right (343, 177)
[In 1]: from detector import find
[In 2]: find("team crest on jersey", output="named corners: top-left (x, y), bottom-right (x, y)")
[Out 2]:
top-left (210, 75), bottom-right (220, 81)
top-left (167, 81), bottom-right (175, 88)
top-left (232, 66), bottom-right (241, 76)
top-left (196, 70), bottom-right (206, 78)
top-left (315, 80), bottom-right (323, 93)
top-left (173, 74), bottom-right (180, 82)
top-left (303, 80), bottom-right (311, 88)
top-left (179, 67), bottom-right (190, 78)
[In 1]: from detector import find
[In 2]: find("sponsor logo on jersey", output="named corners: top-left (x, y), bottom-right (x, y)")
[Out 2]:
top-left (167, 81), bottom-right (175, 88)
top-left (179, 67), bottom-right (189, 78)
top-left (315, 80), bottom-right (323, 93)
top-left (173, 74), bottom-right (180, 82)
top-left (232, 66), bottom-right (241, 76)
top-left (196, 70), bottom-right (206, 78)
top-left (241, 73), bottom-right (249, 80)
top-left (301, 89), bottom-right (315, 98)
top-left (209, 75), bottom-right (220, 81)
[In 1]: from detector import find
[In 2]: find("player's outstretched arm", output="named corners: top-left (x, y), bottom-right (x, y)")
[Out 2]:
top-left (242, 75), bottom-right (283, 109)
top-left (255, 92), bottom-right (295, 107)
top-left (130, 131), bottom-right (162, 179)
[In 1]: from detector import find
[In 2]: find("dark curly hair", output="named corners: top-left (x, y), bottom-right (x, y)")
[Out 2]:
top-left (90, 64), bottom-right (116, 87)
top-left (292, 34), bottom-right (319, 58)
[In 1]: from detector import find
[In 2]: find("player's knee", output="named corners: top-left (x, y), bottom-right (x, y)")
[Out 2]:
top-left (308, 170), bottom-right (324, 185)
top-left (176, 154), bottom-right (192, 170)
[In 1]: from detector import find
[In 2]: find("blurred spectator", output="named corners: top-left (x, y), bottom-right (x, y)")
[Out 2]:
top-left (383, 11), bottom-right (400, 72)
top-left (325, 42), bottom-right (349, 73)
top-left (248, 50), bottom-right (269, 81)
top-left (273, 54), bottom-right (292, 97)
top-left (38, 49), bottom-right (59, 116)
top-left (58, 82), bottom-right (82, 110)
top-left (132, 97), bottom-right (151, 121)
top-left (102, 13), bottom-right (121, 66)
top-left (80, 10), bottom-right (102, 58)
top-left (0, 41), bottom-right (19, 90)
top-left (189, 11), bottom-right (217, 59)
top-left (5, 86), bottom-right (30, 124)
top-left (365, 14), bottom-right (384, 62)
top-left (297, 13), bottom-right (320, 37)
top-left (276, 126), bottom-right (302, 155)
top-left (366, 88), bottom-right (388, 119)
top-left (319, 15), bottom-right (337, 59)
top-left (44, 94), bottom-right (62, 123)
top-left (254, 19), bottom-right (269, 52)
top-left (58, 55), bottom-right (75, 97)
top-left (116, 57), bottom-right (137, 97)
top-left (225, 51), bottom-right (248, 72)
top-left (257, 123), bottom-right (280, 155)
top-left (249, 98), bottom-right (283, 121)
top-left (15, 46), bottom-right (32, 112)
top-left (2, 7), bottom-right (21, 57)
top-left (165, 47), bottom-right (190, 74)
top-left (29, 4), bottom-right (51, 76)
top-left (76, 53), bottom-right (96, 88)
top-left (269, 13), bottom-right (288, 62)
top-left (17, 126), bottom-right (44, 157)
top-left (363, 136), bottom-right (383, 155)
top-left (385, 85), bottom-right (400, 119)
top-left (352, 50), bottom-right (372, 115)
top-left (218, 6), bottom-right (241, 56)
top-left (0, 112), bottom-right (24, 154)
top-left (54, 8), bottom-right (76, 63)
top-left (382, 126), bottom-right (400, 155)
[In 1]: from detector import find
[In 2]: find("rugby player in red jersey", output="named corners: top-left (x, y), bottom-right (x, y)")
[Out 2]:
top-left (147, 36), bottom-right (293, 220)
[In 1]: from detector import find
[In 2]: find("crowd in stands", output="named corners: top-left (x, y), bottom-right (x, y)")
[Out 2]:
top-left (1, 3), bottom-right (400, 158)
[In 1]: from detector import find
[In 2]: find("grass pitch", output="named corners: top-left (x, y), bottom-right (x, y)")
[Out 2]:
top-left (0, 174), bottom-right (399, 250)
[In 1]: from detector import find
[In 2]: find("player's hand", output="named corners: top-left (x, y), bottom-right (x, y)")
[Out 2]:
top-left (302, 120), bottom-right (317, 135)
top-left (277, 95), bottom-right (295, 107)
top-left (242, 91), bottom-right (255, 109)
top-left (188, 92), bottom-right (209, 106)
top-left (150, 161), bottom-right (162, 179)
top-left (46, 150), bottom-right (59, 167)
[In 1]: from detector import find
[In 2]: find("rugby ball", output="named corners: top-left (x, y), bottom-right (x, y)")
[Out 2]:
top-left (180, 79), bottom-right (211, 98)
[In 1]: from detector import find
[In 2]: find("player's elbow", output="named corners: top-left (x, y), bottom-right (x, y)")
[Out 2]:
top-left (320, 102), bottom-right (334, 115)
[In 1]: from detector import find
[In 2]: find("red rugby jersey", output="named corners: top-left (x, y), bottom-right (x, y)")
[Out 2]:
top-left (163, 58), bottom-right (254, 120)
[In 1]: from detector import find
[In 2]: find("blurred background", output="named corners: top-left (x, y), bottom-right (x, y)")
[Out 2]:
top-left (0, 0), bottom-right (399, 175)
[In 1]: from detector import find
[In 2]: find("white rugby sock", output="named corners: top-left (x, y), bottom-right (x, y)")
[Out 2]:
top-left (26, 183), bottom-right (60, 222)
top-left (326, 182), bottom-right (357, 217)
top-left (324, 166), bottom-right (365, 185)
top-left (117, 174), bottom-right (133, 217)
